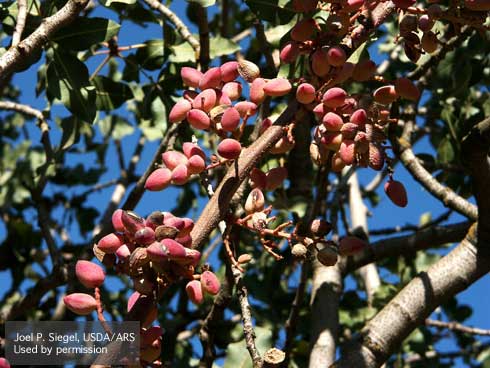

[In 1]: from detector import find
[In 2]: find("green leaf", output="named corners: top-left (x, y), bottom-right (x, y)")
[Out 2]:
top-left (414, 252), bottom-right (440, 273)
top-left (47, 51), bottom-right (97, 123)
top-left (59, 116), bottom-right (82, 150)
top-left (210, 36), bottom-right (241, 59)
top-left (169, 36), bottom-right (240, 63)
top-left (169, 42), bottom-right (196, 63)
top-left (186, 0), bottom-right (215, 6)
top-left (98, 115), bottom-right (135, 140)
top-left (223, 327), bottom-right (272, 368)
top-left (135, 39), bottom-right (167, 70)
top-left (92, 76), bottom-right (134, 111)
top-left (140, 120), bottom-right (165, 141)
top-left (77, 206), bottom-right (100, 234)
top-left (288, 196), bottom-right (308, 217)
top-left (347, 41), bottom-right (368, 64)
top-left (245, 0), bottom-right (295, 24)
top-left (52, 18), bottom-right (120, 50)
top-left (52, 164), bottom-right (105, 186)
top-left (437, 136), bottom-right (455, 164)
top-left (265, 22), bottom-right (295, 47)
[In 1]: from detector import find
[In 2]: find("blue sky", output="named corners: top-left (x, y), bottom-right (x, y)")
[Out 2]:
top-left (0, 1), bottom-right (489, 366)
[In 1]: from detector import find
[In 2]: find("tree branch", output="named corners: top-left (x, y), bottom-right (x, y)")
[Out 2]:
top-left (309, 261), bottom-right (342, 368)
top-left (348, 171), bottom-right (381, 305)
top-left (235, 264), bottom-right (263, 368)
top-left (393, 120), bottom-right (478, 220)
top-left (462, 117), bottom-right (490, 242)
top-left (344, 1), bottom-right (396, 51)
top-left (92, 123), bottom-right (179, 241)
top-left (3, 265), bottom-right (68, 321)
top-left (0, 0), bottom-right (89, 80)
top-left (190, 103), bottom-right (298, 251)
top-left (333, 223), bottom-right (490, 368)
top-left (0, 100), bottom-right (44, 120)
top-left (11, 0), bottom-right (28, 47)
top-left (345, 221), bottom-right (471, 273)
top-left (425, 318), bottom-right (490, 336)
top-left (196, 4), bottom-right (210, 69)
top-left (142, 0), bottom-right (200, 56)
top-left (199, 264), bottom-right (234, 368)
top-left (253, 20), bottom-right (277, 77)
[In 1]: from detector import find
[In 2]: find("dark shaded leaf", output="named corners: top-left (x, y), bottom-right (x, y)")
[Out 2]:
top-left (186, 0), bottom-right (215, 6)
top-left (46, 51), bottom-right (97, 123)
top-left (245, 0), bottom-right (295, 24)
top-left (92, 76), bottom-right (134, 111)
top-left (52, 17), bottom-right (120, 50)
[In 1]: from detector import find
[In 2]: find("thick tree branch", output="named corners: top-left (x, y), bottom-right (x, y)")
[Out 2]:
top-left (333, 223), bottom-right (490, 368)
top-left (190, 103), bottom-right (297, 250)
top-left (0, 0), bottom-right (89, 80)
top-left (309, 261), bottom-right (342, 368)
top-left (348, 171), bottom-right (381, 304)
top-left (346, 221), bottom-right (471, 273)
top-left (344, 1), bottom-right (396, 51)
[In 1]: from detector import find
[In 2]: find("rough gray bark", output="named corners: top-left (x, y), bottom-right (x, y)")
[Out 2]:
top-left (309, 261), bottom-right (343, 368)
top-left (347, 221), bottom-right (471, 273)
top-left (334, 116), bottom-right (490, 367)
top-left (0, 0), bottom-right (89, 80)
top-left (348, 172), bottom-right (381, 304)
top-left (332, 224), bottom-right (490, 367)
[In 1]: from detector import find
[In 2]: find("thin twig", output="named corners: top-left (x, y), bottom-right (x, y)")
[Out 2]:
top-left (404, 341), bottom-right (490, 364)
top-left (89, 54), bottom-right (110, 80)
top-left (253, 20), bottom-right (277, 77)
top-left (425, 318), bottom-right (490, 336)
top-left (232, 28), bottom-right (252, 43)
top-left (408, 27), bottom-right (472, 82)
top-left (122, 123), bottom-right (178, 210)
top-left (198, 264), bottom-right (234, 368)
top-left (234, 265), bottom-right (263, 368)
top-left (392, 120), bottom-right (478, 220)
top-left (369, 209), bottom-right (452, 236)
top-left (142, 0), bottom-right (200, 56)
top-left (92, 124), bottom-right (178, 241)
